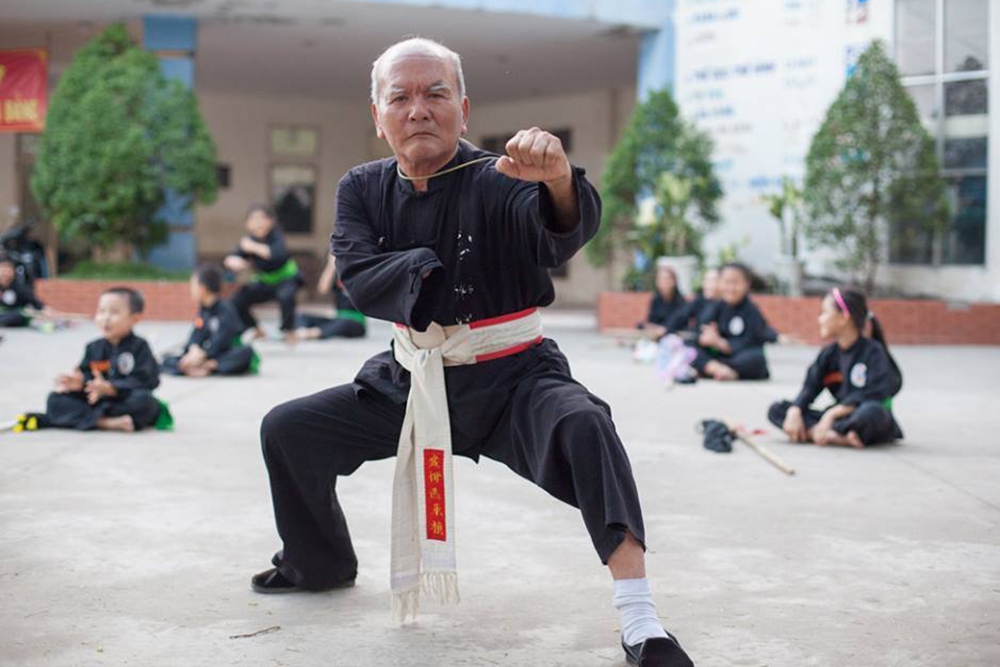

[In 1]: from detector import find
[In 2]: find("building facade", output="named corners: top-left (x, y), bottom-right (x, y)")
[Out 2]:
top-left (0, 0), bottom-right (994, 303)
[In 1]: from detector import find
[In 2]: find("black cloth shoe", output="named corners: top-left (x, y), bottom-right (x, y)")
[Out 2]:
top-left (250, 567), bottom-right (356, 594)
top-left (623, 631), bottom-right (694, 667)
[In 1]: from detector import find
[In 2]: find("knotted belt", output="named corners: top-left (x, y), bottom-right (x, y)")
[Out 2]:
top-left (390, 307), bottom-right (544, 622)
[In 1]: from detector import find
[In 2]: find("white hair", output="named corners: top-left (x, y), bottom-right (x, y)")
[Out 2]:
top-left (370, 37), bottom-right (466, 106)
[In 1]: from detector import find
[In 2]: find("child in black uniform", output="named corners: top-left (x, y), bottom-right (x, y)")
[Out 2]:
top-left (162, 264), bottom-right (259, 376)
top-left (13, 287), bottom-right (165, 432)
top-left (640, 262), bottom-right (685, 339)
top-left (768, 288), bottom-right (903, 448)
top-left (667, 267), bottom-right (720, 338)
top-left (693, 263), bottom-right (781, 380)
top-left (294, 255), bottom-right (366, 341)
top-left (0, 253), bottom-right (53, 328)
top-left (224, 204), bottom-right (303, 344)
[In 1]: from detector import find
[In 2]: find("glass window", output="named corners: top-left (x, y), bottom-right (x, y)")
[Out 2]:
top-left (942, 175), bottom-right (987, 264)
top-left (270, 164), bottom-right (316, 234)
top-left (889, 219), bottom-right (935, 264)
top-left (896, 0), bottom-right (936, 76)
top-left (943, 137), bottom-right (988, 169)
top-left (945, 79), bottom-right (988, 116)
top-left (945, 0), bottom-right (989, 73)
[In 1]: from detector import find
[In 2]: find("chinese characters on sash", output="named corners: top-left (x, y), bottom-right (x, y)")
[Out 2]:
top-left (423, 448), bottom-right (446, 541)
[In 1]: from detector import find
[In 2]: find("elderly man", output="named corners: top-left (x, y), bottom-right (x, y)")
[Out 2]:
top-left (252, 38), bottom-right (694, 667)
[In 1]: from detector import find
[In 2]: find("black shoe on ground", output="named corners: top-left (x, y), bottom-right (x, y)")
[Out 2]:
top-left (250, 567), bottom-right (356, 594)
top-left (623, 631), bottom-right (694, 667)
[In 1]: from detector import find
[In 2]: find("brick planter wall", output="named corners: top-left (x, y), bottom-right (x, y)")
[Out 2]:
top-left (597, 291), bottom-right (1000, 346)
top-left (35, 279), bottom-right (237, 321)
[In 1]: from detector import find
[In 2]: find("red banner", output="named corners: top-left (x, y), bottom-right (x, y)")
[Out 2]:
top-left (423, 448), bottom-right (447, 542)
top-left (0, 49), bottom-right (48, 133)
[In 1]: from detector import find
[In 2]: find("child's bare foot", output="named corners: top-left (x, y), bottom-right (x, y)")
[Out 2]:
top-left (97, 415), bottom-right (135, 432)
top-left (251, 327), bottom-right (267, 341)
top-left (296, 327), bottom-right (321, 341)
top-left (185, 365), bottom-right (212, 378)
top-left (283, 331), bottom-right (297, 346)
top-left (705, 361), bottom-right (738, 381)
top-left (841, 431), bottom-right (865, 448)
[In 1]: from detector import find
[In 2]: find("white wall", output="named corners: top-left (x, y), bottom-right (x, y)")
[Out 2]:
top-left (673, 0), bottom-right (999, 303)
top-left (194, 91), bottom-right (371, 260)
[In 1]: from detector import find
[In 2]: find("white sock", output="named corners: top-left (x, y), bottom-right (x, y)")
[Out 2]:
top-left (613, 578), bottom-right (668, 647)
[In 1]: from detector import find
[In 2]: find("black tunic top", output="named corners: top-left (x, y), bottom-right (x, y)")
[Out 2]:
top-left (332, 274), bottom-right (358, 312)
top-left (185, 299), bottom-right (243, 358)
top-left (646, 291), bottom-right (686, 328)
top-left (330, 142), bottom-right (601, 427)
top-left (793, 337), bottom-right (903, 410)
top-left (0, 279), bottom-right (44, 311)
top-left (667, 294), bottom-right (717, 333)
top-left (234, 228), bottom-right (291, 273)
top-left (703, 297), bottom-right (779, 354)
top-left (77, 332), bottom-right (160, 395)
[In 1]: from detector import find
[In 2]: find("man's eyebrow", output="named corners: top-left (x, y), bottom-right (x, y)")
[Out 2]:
top-left (428, 81), bottom-right (452, 92)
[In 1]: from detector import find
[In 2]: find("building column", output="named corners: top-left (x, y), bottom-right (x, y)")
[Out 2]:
top-left (143, 15), bottom-right (198, 270)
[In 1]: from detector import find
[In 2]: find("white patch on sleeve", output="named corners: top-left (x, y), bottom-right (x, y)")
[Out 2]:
top-left (1, 290), bottom-right (16, 306)
top-left (209, 317), bottom-right (220, 333)
top-left (728, 315), bottom-right (745, 336)
top-left (850, 362), bottom-right (867, 388)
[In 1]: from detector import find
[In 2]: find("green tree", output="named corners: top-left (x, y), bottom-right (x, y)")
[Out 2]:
top-left (804, 40), bottom-right (947, 292)
top-left (32, 23), bottom-right (218, 260)
top-left (589, 88), bottom-right (722, 288)
top-left (761, 176), bottom-right (804, 258)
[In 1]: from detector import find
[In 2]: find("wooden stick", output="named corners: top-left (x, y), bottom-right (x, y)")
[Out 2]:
top-left (732, 427), bottom-right (796, 476)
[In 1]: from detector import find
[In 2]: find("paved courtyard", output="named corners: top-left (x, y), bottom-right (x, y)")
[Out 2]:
top-left (1, 312), bottom-right (998, 667)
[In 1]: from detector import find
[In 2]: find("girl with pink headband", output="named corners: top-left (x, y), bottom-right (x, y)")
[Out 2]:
top-left (768, 288), bottom-right (903, 448)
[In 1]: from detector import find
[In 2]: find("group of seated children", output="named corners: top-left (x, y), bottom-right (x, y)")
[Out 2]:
top-left (644, 262), bottom-right (903, 447)
top-left (648, 262), bottom-right (785, 382)
top-left (4, 205), bottom-right (367, 434)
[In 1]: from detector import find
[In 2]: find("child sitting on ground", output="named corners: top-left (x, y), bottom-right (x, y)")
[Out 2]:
top-left (294, 254), bottom-right (366, 341)
top-left (692, 262), bottom-right (782, 381)
top-left (0, 253), bottom-right (55, 328)
top-left (9, 287), bottom-right (167, 433)
top-left (768, 288), bottom-right (903, 448)
top-left (668, 267), bottom-right (720, 338)
top-left (224, 204), bottom-right (303, 344)
top-left (162, 264), bottom-right (259, 377)
top-left (639, 261), bottom-right (685, 339)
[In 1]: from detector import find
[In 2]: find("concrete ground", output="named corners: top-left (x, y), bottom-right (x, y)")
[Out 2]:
top-left (1, 311), bottom-right (998, 667)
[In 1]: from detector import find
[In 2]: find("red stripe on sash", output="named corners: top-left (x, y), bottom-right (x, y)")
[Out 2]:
top-left (468, 307), bottom-right (538, 330)
top-left (475, 336), bottom-right (544, 363)
top-left (424, 448), bottom-right (447, 542)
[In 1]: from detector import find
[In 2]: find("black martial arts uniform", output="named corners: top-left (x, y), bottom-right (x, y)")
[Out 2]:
top-left (644, 290), bottom-right (685, 330)
top-left (162, 298), bottom-right (257, 376)
top-left (45, 332), bottom-right (162, 430)
top-left (293, 277), bottom-right (366, 339)
top-left (0, 279), bottom-right (44, 327)
top-left (260, 142), bottom-right (645, 590)
top-left (692, 297), bottom-right (778, 379)
top-left (768, 337), bottom-right (903, 445)
top-left (230, 227), bottom-right (303, 333)
top-left (667, 293), bottom-right (717, 338)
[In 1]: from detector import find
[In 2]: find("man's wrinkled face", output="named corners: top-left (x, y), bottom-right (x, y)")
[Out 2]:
top-left (372, 53), bottom-right (469, 170)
